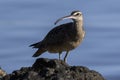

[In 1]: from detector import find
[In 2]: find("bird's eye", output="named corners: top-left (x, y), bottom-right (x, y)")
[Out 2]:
top-left (76, 13), bottom-right (79, 15)
top-left (74, 13), bottom-right (81, 16)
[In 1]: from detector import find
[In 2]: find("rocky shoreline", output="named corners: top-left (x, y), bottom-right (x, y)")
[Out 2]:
top-left (2, 58), bottom-right (105, 80)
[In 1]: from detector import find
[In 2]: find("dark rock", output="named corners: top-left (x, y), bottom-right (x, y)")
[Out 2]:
top-left (2, 58), bottom-right (105, 80)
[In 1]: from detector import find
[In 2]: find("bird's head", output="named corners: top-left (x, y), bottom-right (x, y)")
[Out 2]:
top-left (54, 11), bottom-right (83, 25)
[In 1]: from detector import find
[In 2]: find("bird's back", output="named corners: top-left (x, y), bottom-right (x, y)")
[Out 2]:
top-left (41, 22), bottom-right (82, 53)
top-left (43, 22), bottom-right (74, 45)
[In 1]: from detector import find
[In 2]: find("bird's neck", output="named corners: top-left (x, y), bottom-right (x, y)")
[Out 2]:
top-left (73, 19), bottom-right (85, 39)
top-left (74, 19), bottom-right (84, 32)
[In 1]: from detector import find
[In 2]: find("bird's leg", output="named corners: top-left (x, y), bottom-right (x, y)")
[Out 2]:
top-left (64, 51), bottom-right (69, 62)
top-left (59, 52), bottom-right (62, 60)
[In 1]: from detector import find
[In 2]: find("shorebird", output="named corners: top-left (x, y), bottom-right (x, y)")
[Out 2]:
top-left (30, 10), bottom-right (85, 62)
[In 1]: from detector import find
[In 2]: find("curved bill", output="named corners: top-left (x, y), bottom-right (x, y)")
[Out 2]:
top-left (54, 15), bottom-right (74, 25)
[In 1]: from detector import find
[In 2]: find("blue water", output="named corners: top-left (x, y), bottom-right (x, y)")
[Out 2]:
top-left (0, 0), bottom-right (120, 80)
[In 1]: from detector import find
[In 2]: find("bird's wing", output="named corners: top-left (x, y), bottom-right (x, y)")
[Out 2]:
top-left (43, 22), bottom-right (73, 45)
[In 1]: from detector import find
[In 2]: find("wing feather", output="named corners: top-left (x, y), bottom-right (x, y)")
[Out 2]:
top-left (43, 22), bottom-right (73, 45)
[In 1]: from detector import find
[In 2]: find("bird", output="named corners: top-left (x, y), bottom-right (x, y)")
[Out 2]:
top-left (30, 10), bottom-right (85, 62)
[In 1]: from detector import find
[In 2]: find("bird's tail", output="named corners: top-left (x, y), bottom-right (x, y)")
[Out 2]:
top-left (30, 42), bottom-right (46, 57)
top-left (29, 42), bottom-right (40, 48)
top-left (32, 48), bottom-right (46, 57)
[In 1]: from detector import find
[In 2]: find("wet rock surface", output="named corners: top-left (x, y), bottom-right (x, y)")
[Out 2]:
top-left (2, 58), bottom-right (105, 80)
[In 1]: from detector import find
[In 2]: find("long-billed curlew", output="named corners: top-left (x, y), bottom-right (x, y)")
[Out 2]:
top-left (30, 10), bottom-right (85, 62)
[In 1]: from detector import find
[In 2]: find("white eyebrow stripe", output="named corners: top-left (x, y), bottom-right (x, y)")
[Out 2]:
top-left (73, 12), bottom-right (82, 15)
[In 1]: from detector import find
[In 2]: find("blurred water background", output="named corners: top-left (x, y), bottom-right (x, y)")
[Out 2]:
top-left (0, 0), bottom-right (120, 80)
